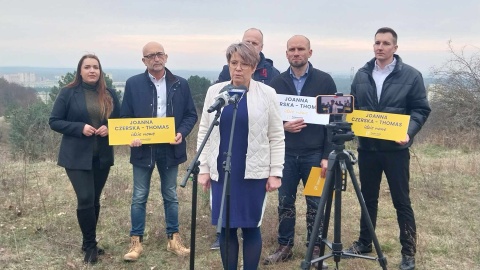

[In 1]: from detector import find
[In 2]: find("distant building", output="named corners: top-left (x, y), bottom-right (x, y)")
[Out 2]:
top-left (1, 72), bottom-right (57, 88)
top-left (34, 79), bottom-right (57, 88)
top-left (2, 73), bottom-right (36, 87)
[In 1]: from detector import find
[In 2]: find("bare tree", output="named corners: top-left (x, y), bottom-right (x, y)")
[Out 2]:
top-left (428, 41), bottom-right (480, 136)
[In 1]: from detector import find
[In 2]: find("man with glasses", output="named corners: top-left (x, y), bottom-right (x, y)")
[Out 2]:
top-left (121, 41), bottom-right (198, 261)
top-left (216, 28), bottom-right (280, 85)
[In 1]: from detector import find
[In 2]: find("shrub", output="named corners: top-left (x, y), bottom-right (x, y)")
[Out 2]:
top-left (5, 101), bottom-right (60, 161)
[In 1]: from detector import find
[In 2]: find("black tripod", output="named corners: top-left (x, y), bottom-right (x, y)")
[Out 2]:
top-left (301, 119), bottom-right (388, 270)
top-left (180, 93), bottom-right (243, 270)
top-left (180, 109), bottom-right (221, 270)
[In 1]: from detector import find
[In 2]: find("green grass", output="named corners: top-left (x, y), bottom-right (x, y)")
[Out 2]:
top-left (1, 141), bottom-right (479, 269)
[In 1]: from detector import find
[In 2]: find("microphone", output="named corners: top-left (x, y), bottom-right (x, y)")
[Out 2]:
top-left (228, 85), bottom-right (248, 104)
top-left (207, 84), bottom-right (233, 113)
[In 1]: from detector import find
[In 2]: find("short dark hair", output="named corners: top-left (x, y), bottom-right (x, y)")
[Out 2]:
top-left (375, 27), bottom-right (398, 44)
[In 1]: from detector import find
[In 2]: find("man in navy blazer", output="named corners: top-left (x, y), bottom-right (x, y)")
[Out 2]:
top-left (121, 41), bottom-right (198, 261)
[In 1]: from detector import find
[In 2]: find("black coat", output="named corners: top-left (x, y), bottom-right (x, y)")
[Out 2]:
top-left (49, 85), bottom-right (121, 170)
top-left (351, 55), bottom-right (431, 151)
top-left (270, 62), bottom-right (337, 158)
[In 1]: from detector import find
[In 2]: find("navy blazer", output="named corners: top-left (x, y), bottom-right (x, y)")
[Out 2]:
top-left (120, 69), bottom-right (198, 167)
top-left (49, 85), bottom-right (120, 170)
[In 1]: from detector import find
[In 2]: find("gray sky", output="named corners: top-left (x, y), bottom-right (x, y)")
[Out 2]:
top-left (1, 0), bottom-right (479, 75)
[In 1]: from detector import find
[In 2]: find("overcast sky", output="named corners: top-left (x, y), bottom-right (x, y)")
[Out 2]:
top-left (1, 0), bottom-right (479, 75)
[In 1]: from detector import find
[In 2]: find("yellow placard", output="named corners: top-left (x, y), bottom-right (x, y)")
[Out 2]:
top-left (108, 117), bottom-right (175, 145)
top-left (304, 167), bottom-right (326, 197)
top-left (345, 110), bottom-right (410, 141)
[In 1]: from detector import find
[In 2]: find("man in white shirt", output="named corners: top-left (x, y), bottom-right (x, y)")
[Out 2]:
top-left (346, 27), bottom-right (431, 270)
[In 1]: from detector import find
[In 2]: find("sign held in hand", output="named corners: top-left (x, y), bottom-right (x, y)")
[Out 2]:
top-left (108, 117), bottom-right (176, 145)
top-left (346, 110), bottom-right (410, 141)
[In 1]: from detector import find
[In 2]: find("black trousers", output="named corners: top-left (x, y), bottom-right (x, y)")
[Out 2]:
top-left (65, 158), bottom-right (110, 249)
top-left (65, 164), bottom-right (110, 210)
top-left (357, 149), bottom-right (416, 256)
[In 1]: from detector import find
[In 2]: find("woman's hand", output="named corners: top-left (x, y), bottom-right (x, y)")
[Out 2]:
top-left (266, 176), bottom-right (282, 192)
top-left (95, 125), bottom-right (108, 137)
top-left (198, 173), bottom-right (211, 192)
top-left (82, 124), bottom-right (97, 136)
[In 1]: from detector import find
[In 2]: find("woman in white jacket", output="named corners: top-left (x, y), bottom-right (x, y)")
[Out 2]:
top-left (197, 42), bottom-right (285, 270)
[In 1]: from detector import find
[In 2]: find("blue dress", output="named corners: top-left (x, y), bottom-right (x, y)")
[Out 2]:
top-left (211, 93), bottom-right (268, 228)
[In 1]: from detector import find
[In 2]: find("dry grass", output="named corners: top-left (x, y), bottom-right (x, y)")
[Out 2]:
top-left (1, 135), bottom-right (480, 269)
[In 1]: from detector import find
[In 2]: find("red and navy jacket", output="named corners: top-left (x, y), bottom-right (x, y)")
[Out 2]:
top-left (216, 52), bottom-right (280, 85)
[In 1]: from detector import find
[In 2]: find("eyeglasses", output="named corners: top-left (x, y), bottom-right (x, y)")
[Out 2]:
top-left (229, 61), bottom-right (251, 70)
top-left (144, 52), bottom-right (166, 60)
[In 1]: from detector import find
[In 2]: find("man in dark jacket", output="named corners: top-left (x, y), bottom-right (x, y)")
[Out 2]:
top-left (216, 28), bottom-right (280, 85)
top-left (345, 27), bottom-right (430, 270)
top-left (120, 41), bottom-right (198, 261)
top-left (264, 35), bottom-right (335, 269)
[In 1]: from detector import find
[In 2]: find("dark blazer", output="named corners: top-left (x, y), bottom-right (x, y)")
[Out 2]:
top-left (120, 68), bottom-right (198, 167)
top-left (49, 85), bottom-right (120, 170)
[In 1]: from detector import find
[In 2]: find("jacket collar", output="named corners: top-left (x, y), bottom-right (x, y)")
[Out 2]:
top-left (256, 51), bottom-right (275, 70)
top-left (70, 84), bottom-right (91, 124)
top-left (285, 61), bottom-right (314, 79)
top-left (366, 54), bottom-right (403, 73)
top-left (143, 67), bottom-right (177, 83)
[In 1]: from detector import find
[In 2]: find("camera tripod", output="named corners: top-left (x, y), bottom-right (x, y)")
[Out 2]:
top-left (301, 120), bottom-right (388, 270)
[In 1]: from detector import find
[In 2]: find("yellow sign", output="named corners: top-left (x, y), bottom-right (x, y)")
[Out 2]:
top-left (346, 110), bottom-right (410, 141)
top-left (108, 117), bottom-right (175, 145)
top-left (304, 167), bottom-right (327, 197)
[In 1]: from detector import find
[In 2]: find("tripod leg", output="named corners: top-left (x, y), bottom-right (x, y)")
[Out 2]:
top-left (189, 172), bottom-right (198, 270)
top-left (345, 161), bottom-right (388, 270)
top-left (301, 158), bottom-right (336, 270)
top-left (331, 160), bottom-right (345, 264)
top-left (315, 176), bottom-right (334, 270)
top-left (319, 187), bottom-right (333, 257)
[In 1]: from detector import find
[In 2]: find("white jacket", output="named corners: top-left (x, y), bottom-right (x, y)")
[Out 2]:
top-left (197, 80), bottom-right (285, 181)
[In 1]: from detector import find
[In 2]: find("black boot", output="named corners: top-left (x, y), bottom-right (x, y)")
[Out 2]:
top-left (77, 207), bottom-right (98, 264)
top-left (92, 205), bottom-right (105, 255)
top-left (94, 205), bottom-right (100, 225)
top-left (82, 242), bottom-right (105, 255)
top-left (84, 246), bottom-right (98, 264)
top-left (81, 205), bottom-right (105, 255)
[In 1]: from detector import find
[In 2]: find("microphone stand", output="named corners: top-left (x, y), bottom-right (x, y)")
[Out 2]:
top-left (216, 95), bottom-right (241, 270)
top-left (180, 109), bottom-right (221, 270)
